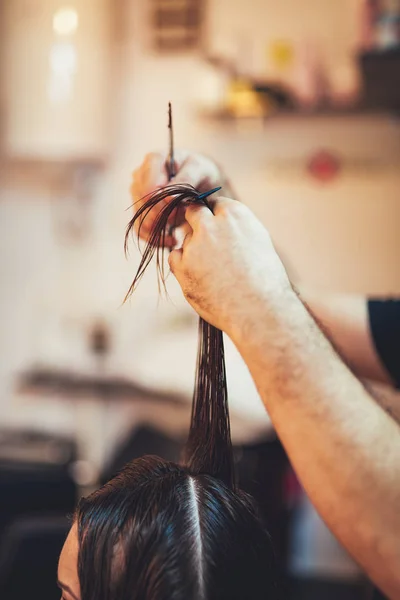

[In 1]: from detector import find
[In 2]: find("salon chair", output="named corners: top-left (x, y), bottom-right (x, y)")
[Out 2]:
top-left (0, 430), bottom-right (77, 600)
top-left (0, 515), bottom-right (70, 600)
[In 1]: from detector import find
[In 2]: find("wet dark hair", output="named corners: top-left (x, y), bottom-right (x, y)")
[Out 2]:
top-left (75, 185), bottom-right (279, 600)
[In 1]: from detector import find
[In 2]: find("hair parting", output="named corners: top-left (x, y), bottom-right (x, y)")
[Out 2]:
top-left (124, 183), bottom-right (235, 489)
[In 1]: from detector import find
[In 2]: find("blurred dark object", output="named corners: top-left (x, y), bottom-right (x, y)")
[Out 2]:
top-left (0, 430), bottom-right (77, 600)
top-left (372, 589), bottom-right (388, 599)
top-left (0, 516), bottom-right (69, 600)
top-left (236, 438), bottom-right (290, 573)
top-left (102, 425), bottom-right (182, 482)
top-left (205, 54), bottom-right (237, 76)
top-left (288, 577), bottom-right (370, 600)
top-left (359, 48), bottom-right (400, 111)
top-left (0, 428), bottom-right (75, 467)
top-left (18, 367), bottom-right (187, 405)
top-left (361, 0), bottom-right (400, 50)
top-left (252, 82), bottom-right (294, 111)
top-left (89, 321), bottom-right (111, 358)
top-left (151, 0), bottom-right (205, 52)
top-left (0, 429), bottom-right (77, 535)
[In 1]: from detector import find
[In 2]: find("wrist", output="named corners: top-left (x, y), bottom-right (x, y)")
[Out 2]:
top-left (228, 280), bottom-right (299, 348)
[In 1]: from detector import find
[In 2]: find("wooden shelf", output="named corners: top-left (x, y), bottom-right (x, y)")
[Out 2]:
top-left (18, 368), bottom-right (188, 405)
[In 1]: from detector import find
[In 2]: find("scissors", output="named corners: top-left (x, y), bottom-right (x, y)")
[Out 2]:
top-left (166, 104), bottom-right (221, 245)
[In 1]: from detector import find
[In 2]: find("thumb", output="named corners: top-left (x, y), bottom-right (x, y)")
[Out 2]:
top-left (168, 248), bottom-right (183, 278)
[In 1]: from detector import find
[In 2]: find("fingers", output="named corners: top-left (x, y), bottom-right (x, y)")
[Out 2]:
top-left (168, 223), bottom-right (192, 276)
top-left (183, 204), bottom-right (213, 232)
top-left (211, 196), bottom-right (238, 215)
top-left (136, 152), bottom-right (169, 198)
top-left (184, 195), bottom-right (238, 230)
top-left (172, 155), bottom-right (209, 189)
top-left (177, 221), bottom-right (192, 244)
top-left (130, 151), bottom-right (222, 246)
top-left (130, 153), bottom-right (171, 243)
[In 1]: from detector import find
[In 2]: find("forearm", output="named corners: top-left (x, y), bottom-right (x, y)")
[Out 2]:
top-left (299, 289), bottom-right (393, 385)
top-left (371, 384), bottom-right (400, 426)
top-left (231, 288), bottom-right (400, 599)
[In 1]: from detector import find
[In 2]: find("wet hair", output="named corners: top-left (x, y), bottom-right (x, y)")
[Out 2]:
top-left (75, 184), bottom-right (279, 600)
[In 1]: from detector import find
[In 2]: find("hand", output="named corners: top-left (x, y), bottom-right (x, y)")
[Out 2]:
top-left (168, 197), bottom-right (292, 337)
top-left (130, 150), bottom-right (224, 246)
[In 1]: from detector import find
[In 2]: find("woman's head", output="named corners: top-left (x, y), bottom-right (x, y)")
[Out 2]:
top-left (58, 183), bottom-right (279, 599)
top-left (58, 456), bottom-right (278, 600)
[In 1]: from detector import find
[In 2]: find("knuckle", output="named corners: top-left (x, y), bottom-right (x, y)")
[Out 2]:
top-left (216, 204), bottom-right (230, 219)
top-left (189, 155), bottom-right (202, 170)
top-left (183, 289), bottom-right (195, 303)
top-left (194, 220), bottom-right (209, 237)
top-left (233, 200), bottom-right (247, 213)
top-left (182, 280), bottom-right (196, 303)
top-left (220, 201), bottom-right (245, 219)
top-left (167, 253), bottom-right (175, 272)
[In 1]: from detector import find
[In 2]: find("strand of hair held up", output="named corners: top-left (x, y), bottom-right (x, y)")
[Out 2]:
top-left (124, 183), bottom-right (235, 489)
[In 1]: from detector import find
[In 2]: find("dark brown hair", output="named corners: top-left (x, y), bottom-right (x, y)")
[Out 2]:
top-left (75, 184), bottom-right (278, 600)
top-left (124, 184), bottom-right (235, 488)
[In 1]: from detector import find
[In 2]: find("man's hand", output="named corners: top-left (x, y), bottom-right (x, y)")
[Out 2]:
top-left (131, 150), bottom-right (224, 246)
top-left (167, 201), bottom-right (400, 599)
top-left (168, 197), bottom-right (292, 335)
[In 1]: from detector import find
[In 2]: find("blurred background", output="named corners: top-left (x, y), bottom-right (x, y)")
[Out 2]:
top-left (0, 0), bottom-right (399, 599)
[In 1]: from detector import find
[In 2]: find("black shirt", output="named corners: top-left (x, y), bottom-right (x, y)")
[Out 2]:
top-left (368, 299), bottom-right (400, 600)
top-left (368, 299), bottom-right (400, 388)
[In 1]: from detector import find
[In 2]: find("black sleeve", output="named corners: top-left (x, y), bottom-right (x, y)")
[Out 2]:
top-left (368, 299), bottom-right (400, 388)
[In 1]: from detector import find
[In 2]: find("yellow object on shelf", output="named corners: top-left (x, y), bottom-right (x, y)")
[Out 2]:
top-left (269, 40), bottom-right (294, 71)
top-left (225, 79), bottom-right (277, 118)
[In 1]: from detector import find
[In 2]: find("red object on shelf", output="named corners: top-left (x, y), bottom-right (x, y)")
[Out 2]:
top-left (307, 149), bottom-right (341, 182)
